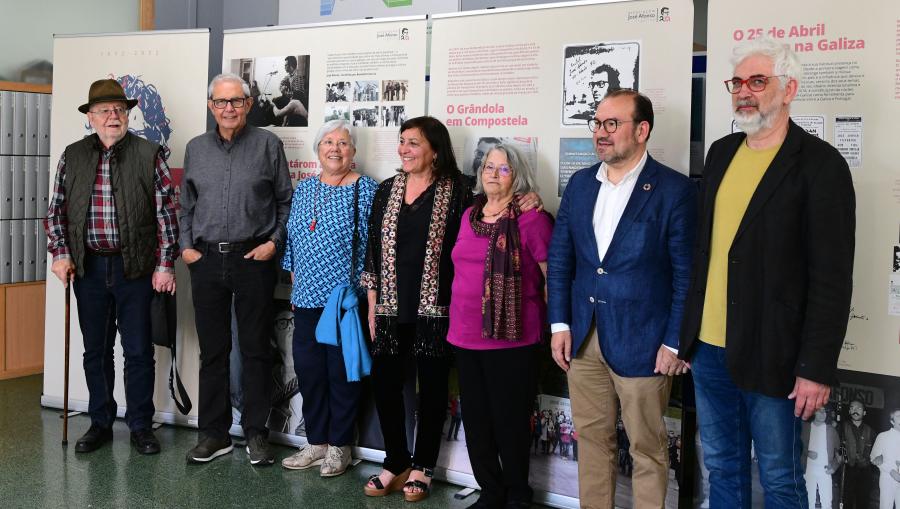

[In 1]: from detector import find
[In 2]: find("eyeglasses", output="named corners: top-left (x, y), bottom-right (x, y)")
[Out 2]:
top-left (724, 75), bottom-right (785, 94)
top-left (211, 97), bottom-right (248, 109)
top-left (89, 106), bottom-right (128, 117)
top-left (320, 139), bottom-right (352, 149)
top-left (588, 80), bottom-right (609, 89)
top-left (588, 118), bottom-right (634, 133)
top-left (482, 163), bottom-right (512, 177)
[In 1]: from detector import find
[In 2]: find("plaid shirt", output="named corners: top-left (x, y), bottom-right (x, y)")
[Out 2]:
top-left (44, 142), bottom-right (178, 272)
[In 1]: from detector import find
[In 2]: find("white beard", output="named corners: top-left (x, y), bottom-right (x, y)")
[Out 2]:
top-left (733, 108), bottom-right (776, 136)
top-left (732, 98), bottom-right (779, 136)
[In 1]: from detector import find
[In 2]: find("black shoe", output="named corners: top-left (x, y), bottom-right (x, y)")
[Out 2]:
top-left (75, 424), bottom-right (113, 453)
top-left (246, 434), bottom-right (274, 466)
top-left (186, 434), bottom-right (233, 463)
top-left (130, 429), bottom-right (160, 455)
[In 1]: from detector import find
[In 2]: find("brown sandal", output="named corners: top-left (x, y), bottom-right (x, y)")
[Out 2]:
top-left (403, 465), bottom-right (434, 503)
top-left (364, 468), bottom-right (411, 497)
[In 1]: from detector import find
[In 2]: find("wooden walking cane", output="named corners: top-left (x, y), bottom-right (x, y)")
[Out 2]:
top-left (62, 275), bottom-right (71, 446)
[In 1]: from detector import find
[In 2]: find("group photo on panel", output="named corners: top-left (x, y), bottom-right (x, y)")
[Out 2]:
top-left (46, 28), bottom-right (873, 509)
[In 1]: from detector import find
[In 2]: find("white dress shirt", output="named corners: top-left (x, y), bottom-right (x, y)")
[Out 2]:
top-left (551, 151), bottom-right (647, 335)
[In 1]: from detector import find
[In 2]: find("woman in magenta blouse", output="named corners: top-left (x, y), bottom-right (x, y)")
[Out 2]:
top-left (447, 143), bottom-right (553, 509)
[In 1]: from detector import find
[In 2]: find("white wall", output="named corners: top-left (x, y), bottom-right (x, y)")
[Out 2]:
top-left (0, 0), bottom-right (138, 81)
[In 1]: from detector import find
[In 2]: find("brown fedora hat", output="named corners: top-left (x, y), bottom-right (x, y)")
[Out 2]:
top-left (77, 79), bottom-right (139, 113)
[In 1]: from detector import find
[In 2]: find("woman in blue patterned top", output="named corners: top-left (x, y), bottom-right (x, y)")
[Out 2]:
top-left (280, 119), bottom-right (377, 477)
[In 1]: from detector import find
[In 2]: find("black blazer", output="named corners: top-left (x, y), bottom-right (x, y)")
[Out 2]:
top-left (679, 120), bottom-right (855, 398)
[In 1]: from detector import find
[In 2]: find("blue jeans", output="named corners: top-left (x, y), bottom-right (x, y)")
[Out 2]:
top-left (73, 254), bottom-right (155, 431)
top-left (691, 340), bottom-right (807, 509)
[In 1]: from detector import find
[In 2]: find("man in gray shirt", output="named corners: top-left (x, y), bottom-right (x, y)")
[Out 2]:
top-left (179, 73), bottom-right (292, 466)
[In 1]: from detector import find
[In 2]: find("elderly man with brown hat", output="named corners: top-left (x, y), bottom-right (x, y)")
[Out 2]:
top-left (44, 79), bottom-right (178, 455)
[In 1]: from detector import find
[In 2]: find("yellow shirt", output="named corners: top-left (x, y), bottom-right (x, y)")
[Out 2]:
top-left (698, 141), bottom-right (781, 347)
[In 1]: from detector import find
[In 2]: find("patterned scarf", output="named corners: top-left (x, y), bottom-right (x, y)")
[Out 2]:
top-left (375, 172), bottom-right (454, 318)
top-left (469, 194), bottom-right (522, 341)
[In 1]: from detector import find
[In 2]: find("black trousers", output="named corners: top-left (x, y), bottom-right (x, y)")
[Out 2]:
top-left (455, 344), bottom-right (539, 506)
top-left (371, 324), bottom-right (450, 474)
top-left (842, 464), bottom-right (874, 509)
top-left (292, 307), bottom-right (362, 446)
top-left (189, 246), bottom-right (277, 440)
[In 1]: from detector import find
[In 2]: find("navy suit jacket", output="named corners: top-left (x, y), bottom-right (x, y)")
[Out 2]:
top-left (547, 155), bottom-right (696, 377)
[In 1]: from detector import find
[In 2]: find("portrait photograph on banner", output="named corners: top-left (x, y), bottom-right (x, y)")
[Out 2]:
top-left (561, 40), bottom-right (641, 125)
top-left (230, 55), bottom-right (311, 128)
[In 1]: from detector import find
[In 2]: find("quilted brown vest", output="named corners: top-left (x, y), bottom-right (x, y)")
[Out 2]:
top-left (64, 132), bottom-right (160, 279)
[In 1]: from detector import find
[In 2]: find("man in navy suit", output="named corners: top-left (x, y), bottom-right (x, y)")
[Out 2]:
top-left (548, 89), bottom-right (696, 508)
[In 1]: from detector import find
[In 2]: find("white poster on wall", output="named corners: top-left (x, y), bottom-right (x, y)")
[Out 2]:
top-left (42, 29), bottom-right (211, 420)
top-left (222, 16), bottom-right (428, 183)
top-left (704, 0), bottom-right (900, 379)
top-left (430, 0), bottom-right (694, 213)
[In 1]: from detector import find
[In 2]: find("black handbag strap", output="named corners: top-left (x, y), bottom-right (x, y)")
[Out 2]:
top-left (349, 179), bottom-right (360, 283)
top-left (168, 325), bottom-right (192, 415)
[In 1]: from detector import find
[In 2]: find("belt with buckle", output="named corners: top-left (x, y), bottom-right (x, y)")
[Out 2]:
top-left (201, 239), bottom-right (265, 254)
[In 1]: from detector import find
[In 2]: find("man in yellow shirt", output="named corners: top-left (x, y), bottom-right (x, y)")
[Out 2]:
top-left (679, 38), bottom-right (855, 508)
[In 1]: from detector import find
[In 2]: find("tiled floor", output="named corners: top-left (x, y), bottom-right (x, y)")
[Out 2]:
top-left (0, 375), bottom-right (477, 509)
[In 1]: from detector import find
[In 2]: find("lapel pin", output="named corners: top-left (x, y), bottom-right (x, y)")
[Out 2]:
top-left (643, 183), bottom-right (651, 191)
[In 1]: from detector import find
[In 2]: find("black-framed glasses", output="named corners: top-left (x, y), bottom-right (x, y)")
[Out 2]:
top-left (724, 75), bottom-right (785, 94)
top-left (588, 80), bottom-right (609, 89)
top-left (211, 97), bottom-right (248, 109)
top-left (588, 118), bottom-right (634, 133)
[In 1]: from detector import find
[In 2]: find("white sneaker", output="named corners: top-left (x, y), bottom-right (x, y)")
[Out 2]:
top-left (281, 443), bottom-right (327, 470)
top-left (320, 445), bottom-right (352, 477)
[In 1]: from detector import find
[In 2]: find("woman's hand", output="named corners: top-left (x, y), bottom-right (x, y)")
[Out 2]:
top-left (516, 192), bottom-right (544, 212)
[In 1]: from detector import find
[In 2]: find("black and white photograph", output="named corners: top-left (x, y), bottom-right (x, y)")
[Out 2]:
top-left (561, 41), bottom-right (641, 126)
top-left (380, 105), bottom-right (406, 127)
top-left (691, 370), bottom-right (900, 509)
top-left (352, 107), bottom-right (380, 127)
top-left (461, 136), bottom-right (539, 178)
top-left (381, 79), bottom-right (409, 102)
top-left (324, 104), bottom-right (350, 123)
top-left (231, 55), bottom-right (310, 128)
top-left (325, 81), bottom-right (351, 102)
top-left (893, 245), bottom-right (899, 273)
top-left (353, 80), bottom-right (379, 102)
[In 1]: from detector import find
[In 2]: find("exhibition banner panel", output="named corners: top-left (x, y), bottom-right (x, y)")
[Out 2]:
top-left (705, 0), bottom-right (900, 378)
top-left (430, 2), bottom-right (693, 506)
top-left (221, 16), bottom-right (429, 184)
top-left (43, 30), bottom-right (211, 420)
top-left (429, 0), bottom-right (695, 213)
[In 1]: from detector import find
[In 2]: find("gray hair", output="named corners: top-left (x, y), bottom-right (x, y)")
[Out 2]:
top-left (474, 143), bottom-right (539, 195)
top-left (313, 119), bottom-right (357, 152)
top-left (730, 37), bottom-right (801, 89)
top-left (207, 73), bottom-right (251, 98)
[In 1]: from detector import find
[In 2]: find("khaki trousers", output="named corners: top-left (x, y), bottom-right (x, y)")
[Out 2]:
top-left (568, 327), bottom-right (672, 509)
